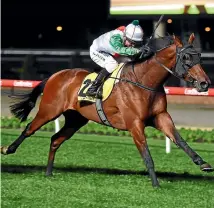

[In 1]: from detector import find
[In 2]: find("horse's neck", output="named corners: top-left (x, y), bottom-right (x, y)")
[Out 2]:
top-left (134, 51), bottom-right (176, 89)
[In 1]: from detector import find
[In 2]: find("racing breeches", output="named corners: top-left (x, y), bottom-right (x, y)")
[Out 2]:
top-left (90, 47), bottom-right (118, 73)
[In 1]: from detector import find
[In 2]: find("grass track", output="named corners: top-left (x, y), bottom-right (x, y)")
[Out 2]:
top-left (1, 129), bottom-right (214, 208)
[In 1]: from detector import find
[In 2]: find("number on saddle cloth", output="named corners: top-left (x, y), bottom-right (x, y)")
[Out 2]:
top-left (78, 79), bottom-right (92, 97)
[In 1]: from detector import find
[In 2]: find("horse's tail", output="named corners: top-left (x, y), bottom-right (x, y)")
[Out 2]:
top-left (10, 78), bottom-right (49, 122)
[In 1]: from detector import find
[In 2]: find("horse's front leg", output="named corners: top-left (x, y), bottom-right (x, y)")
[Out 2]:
top-left (129, 119), bottom-right (160, 187)
top-left (154, 112), bottom-right (213, 172)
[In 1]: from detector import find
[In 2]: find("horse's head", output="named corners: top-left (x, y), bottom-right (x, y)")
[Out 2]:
top-left (150, 34), bottom-right (211, 92)
top-left (172, 34), bottom-right (211, 92)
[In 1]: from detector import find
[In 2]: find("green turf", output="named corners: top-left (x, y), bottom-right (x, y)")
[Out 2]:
top-left (1, 129), bottom-right (214, 208)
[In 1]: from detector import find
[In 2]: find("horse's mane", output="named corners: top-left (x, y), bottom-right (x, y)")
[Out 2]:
top-left (148, 35), bottom-right (175, 52)
top-left (129, 34), bottom-right (177, 65)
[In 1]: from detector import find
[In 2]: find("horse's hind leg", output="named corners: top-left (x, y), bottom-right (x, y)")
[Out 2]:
top-left (153, 112), bottom-right (213, 172)
top-left (1, 104), bottom-right (62, 155)
top-left (46, 110), bottom-right (88, 176)
top-left (1, 122), bottom-right (32, 155)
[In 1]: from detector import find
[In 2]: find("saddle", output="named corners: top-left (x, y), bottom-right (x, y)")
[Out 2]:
top-left (78, 63), bottom-right (125, 103)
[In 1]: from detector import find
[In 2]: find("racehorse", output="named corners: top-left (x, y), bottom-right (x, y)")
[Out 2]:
top-left (1, 33), bottom-right (213, 187)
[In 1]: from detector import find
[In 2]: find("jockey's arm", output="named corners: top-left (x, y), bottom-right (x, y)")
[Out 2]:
top-left (110, 34), bottom-right (140, 56)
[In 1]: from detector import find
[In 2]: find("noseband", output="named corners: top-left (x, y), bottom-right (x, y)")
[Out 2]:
top-left (155, 44), bottom-right (201, 84)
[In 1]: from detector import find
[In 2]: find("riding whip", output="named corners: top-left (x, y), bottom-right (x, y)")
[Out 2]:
top-left (139, 14), bottom-right (165, 59)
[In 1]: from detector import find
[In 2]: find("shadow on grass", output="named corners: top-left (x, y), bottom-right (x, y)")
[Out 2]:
top-left (1, 164), bottom-right (214, 182)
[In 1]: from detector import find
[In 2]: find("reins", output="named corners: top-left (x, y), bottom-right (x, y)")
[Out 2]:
top-left (109, 76), bottom-right (157, 92)
top-left (109, 63), bottom-right (157, 92)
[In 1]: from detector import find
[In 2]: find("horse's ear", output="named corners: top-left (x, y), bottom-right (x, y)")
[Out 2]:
top-left (188, 33), bottom-right (195, 44)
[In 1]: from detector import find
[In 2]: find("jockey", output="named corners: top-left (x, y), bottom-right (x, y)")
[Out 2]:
top-left (87, 20), bottom-right (149, 98)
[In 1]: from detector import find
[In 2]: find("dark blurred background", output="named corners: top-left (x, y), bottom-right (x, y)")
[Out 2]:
top-left (1, 0), bottom-right (214, 87)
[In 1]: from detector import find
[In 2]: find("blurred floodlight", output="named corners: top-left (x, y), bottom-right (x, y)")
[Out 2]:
top-left (205, 27), bottom-right (211, 32)
top-left (167, 19), bottom-right (172, 24)
top-left (56, 26), bottom-right (63, 31)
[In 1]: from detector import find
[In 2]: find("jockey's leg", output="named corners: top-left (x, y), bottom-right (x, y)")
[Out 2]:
top-left (87, 49), bottom-right (118, 97)
top-left (86, 68), bottom-right (110, 97)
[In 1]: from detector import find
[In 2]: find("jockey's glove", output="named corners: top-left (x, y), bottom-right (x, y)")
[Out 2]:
top-left (140, 45), bottom-right (151, 54)
top-left (140, 45), bottom-right (153, 58)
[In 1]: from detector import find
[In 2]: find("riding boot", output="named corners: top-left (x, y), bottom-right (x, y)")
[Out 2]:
top-left (86, 68), bottom-right (110, 98)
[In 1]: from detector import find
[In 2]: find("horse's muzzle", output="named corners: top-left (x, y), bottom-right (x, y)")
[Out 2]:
top-left (194, 80), bottom-right (210, 92)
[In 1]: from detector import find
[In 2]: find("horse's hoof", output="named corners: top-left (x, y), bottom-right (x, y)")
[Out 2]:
top-left (152, 182), bottom-right (160, 188)
top-left (45, 172), bottom-right (53, 177)
top-left (200, 163), bottom-right (214, 172)
top-left (1, 146), bottom-right (8, 155)
top-left (153, 185), bottom-right (161, 188)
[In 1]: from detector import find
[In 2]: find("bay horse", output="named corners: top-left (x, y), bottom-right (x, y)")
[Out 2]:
top-left (1, 34), bottom-right (213, 187)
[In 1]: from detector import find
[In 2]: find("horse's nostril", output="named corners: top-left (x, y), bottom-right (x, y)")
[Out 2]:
top-left (200, 81), bottom-right (209, 89)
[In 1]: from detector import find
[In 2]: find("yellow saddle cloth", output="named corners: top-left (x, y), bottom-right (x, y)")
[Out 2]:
top-left (78, 63), bottom-right (125, 103)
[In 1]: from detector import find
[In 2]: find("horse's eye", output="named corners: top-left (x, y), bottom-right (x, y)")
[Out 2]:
top-left (182, 54), bottom-right (193, 65)
top-left (183, 54), bottom-right (190, 61)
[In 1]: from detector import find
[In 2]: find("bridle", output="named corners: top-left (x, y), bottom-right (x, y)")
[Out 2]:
top-left (154, 44), bottom-right (201, 84)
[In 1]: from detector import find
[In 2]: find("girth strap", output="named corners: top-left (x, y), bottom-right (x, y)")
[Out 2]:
top-left (95, 98), bottom-right (113, 127)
